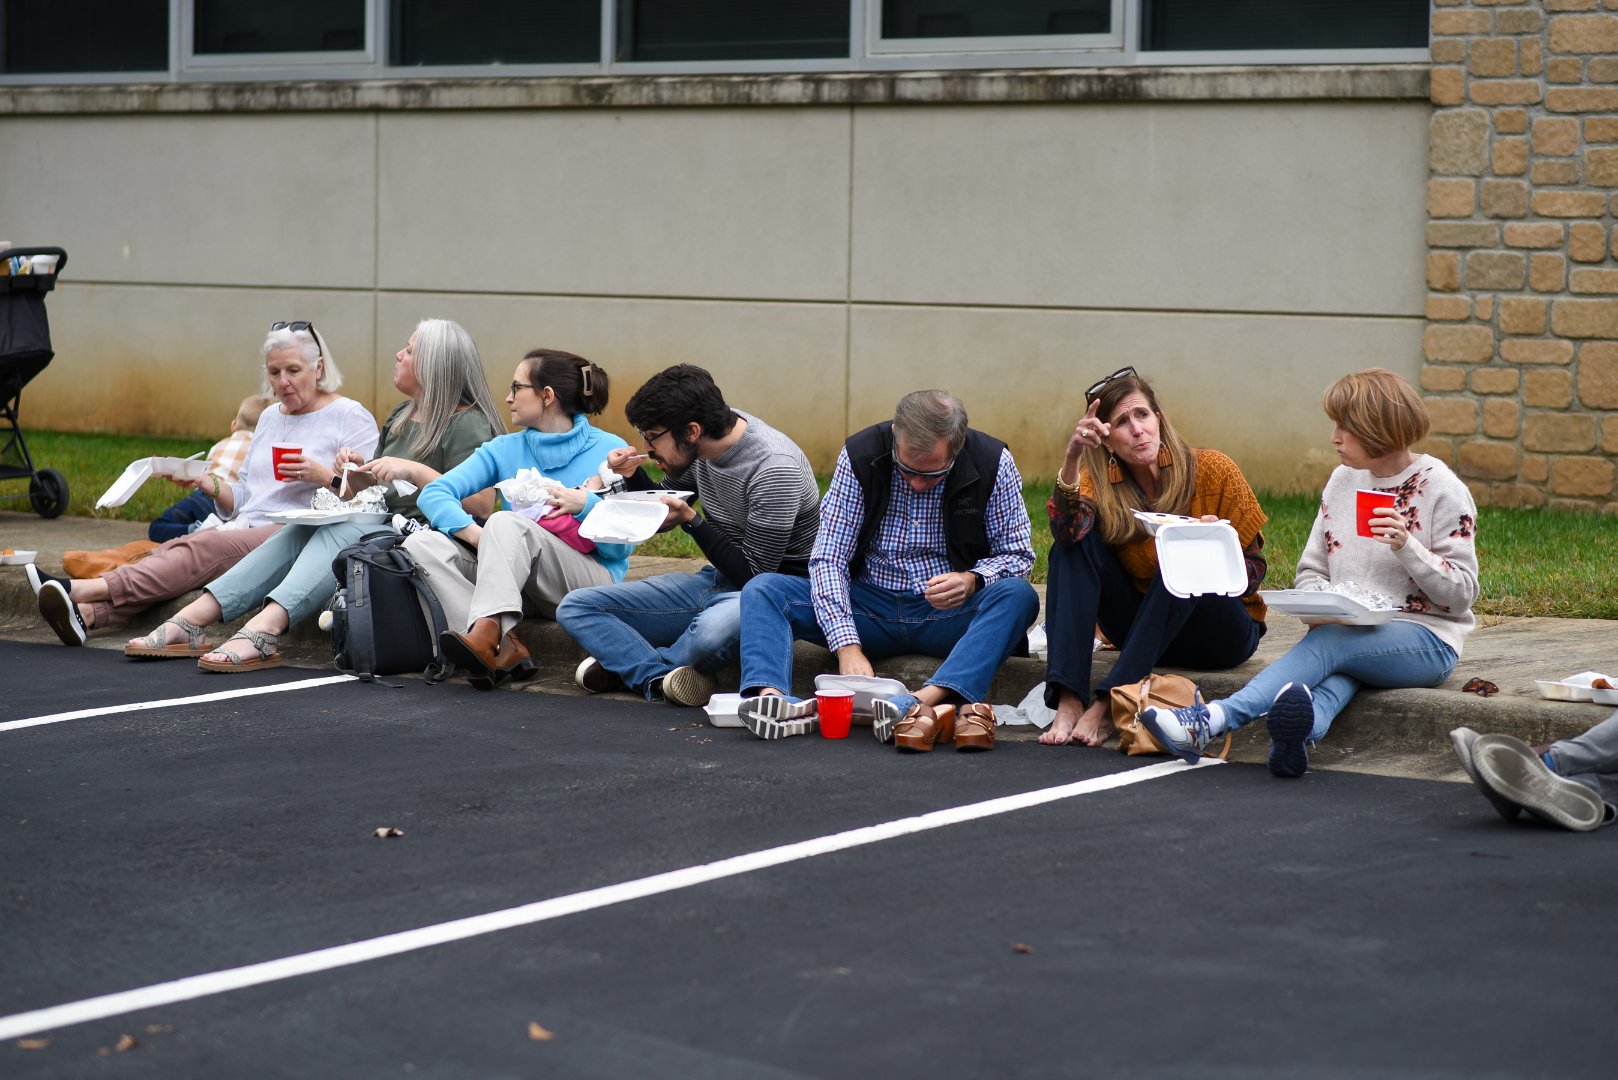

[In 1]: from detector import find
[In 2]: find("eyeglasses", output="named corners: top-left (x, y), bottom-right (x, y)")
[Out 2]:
top-left (510, 381), bottom-right (535, 396)
top-left (637, 428), bottom-right (670, 445)
top-left (1084, 366), bottom-right (1137, 404)
top-left (894, 455), bottom-right (956, 481)
top-left (271, 320), bottom-right (316, 336)
top-left (1460, 677), bottom-right (1499, 698)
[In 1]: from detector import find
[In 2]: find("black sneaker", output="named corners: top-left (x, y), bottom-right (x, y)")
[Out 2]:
top-left (25, 563), bottom-right (70, 598)
top-left (574, 656), bottom-right (625, 694)
top-left (38, 580), bottom-right (87, 646)
top-left (1266, 682), bottom-right (1314, 778)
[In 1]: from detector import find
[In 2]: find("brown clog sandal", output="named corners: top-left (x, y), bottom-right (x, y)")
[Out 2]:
top-left (954, 702), bottom-right (996, 752)
top-left (894, 703), bottom-right (957, 753)
top-left (126, 616), bottom-right (212, 659)
top-left (198, 628), bottom-right (283, 673)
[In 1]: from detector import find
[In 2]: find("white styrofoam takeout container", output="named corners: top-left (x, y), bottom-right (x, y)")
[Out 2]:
top-left (267, 509), bottom-right (391, 527)
top-left (1258, 589), bottom-right (1397, 626)
top-left (579, 499), bottom-right (667, 545)
top-left (704, 693), bottom-right (745, 728)
top-left (1155, 521), bottom-right (1245, 598)
top-left (0, 549), bottom-right (38, 566)
top-left (1536, 671), bottom-right (1618, 705)
top-left (604, 489), bottom-right (693, 503)
top-left (814, 674), bottom-right (909, 718)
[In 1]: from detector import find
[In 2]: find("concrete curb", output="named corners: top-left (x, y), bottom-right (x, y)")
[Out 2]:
top-left (4, 512), bottom-right (1615, 757)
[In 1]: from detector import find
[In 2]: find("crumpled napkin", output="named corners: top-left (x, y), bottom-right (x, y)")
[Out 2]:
top-left (495, 467), bottom-right (559, 522)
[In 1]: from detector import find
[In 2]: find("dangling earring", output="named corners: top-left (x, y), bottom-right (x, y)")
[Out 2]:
top-left (1107, 453), bottom-right (1123, 485)
top-left (1157, 445), bottom-right (1172, 468)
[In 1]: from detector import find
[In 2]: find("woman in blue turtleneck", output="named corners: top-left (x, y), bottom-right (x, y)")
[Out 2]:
top-left (406, 348), bottom-right (633, 690)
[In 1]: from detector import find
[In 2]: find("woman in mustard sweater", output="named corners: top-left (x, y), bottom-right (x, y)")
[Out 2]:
top-left (1040, 367), bottom-right (1270, 747)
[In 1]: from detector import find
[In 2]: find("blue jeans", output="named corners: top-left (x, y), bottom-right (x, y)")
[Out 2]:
top-left (206, 520), bottom-right (370, 628)
top-left (1218, 620), bottom-right (1457, 742)
top-left (149, 490), bottom-right (217, 543)
top-left (738, 572), bottom-right (1040, 704)
top-left (555, 566), bottom-right (741, 700)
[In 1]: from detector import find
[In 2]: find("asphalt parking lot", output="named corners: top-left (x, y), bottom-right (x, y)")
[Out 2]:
top-left (2, 640), bottom-right (1615, 1078)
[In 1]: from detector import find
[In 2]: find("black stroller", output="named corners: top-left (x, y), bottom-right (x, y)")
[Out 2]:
top-left (1, 246), bottom-right (69, 518)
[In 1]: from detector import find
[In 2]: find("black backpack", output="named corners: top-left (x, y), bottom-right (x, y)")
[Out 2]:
top-left (328, 529), bottom-right (451, 684)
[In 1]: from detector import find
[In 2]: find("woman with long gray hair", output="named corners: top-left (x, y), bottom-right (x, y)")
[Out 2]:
top-left (124, 318), bottom-right (503, 671)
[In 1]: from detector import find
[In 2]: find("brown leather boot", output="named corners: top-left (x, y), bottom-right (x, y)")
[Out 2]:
top-left (495, 630), bottom-right (536, 682)
top-left (439, 617), bottom-right (505, 691)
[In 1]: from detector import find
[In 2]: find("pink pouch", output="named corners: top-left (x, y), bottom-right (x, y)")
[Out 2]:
top-left (532, 509), bottom-right (596, 554)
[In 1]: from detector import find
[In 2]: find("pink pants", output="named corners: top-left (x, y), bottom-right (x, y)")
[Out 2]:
top-left (92, 525), bottom-right (282, 627)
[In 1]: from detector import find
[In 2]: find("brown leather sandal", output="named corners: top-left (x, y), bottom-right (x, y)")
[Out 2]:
top-left (894, 703), bottom-right (956, 752)
top-left (954, 702), bottom-right (996, 752)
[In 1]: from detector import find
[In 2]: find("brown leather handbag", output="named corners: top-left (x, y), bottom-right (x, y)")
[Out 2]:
top-left (62, 540), bottom-right (160, 579)
top-left (1111, 673), bottom-right (1232, 759)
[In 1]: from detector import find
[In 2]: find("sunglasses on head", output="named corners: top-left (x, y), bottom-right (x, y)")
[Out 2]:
top-left (271, 320), bottom-right (317, 336)
top-left (1084, 365), bottom-right (1137, 404)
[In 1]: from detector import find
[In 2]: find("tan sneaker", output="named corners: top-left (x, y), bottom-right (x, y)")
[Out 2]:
top-left (661, 665), bottom-right (716, 707)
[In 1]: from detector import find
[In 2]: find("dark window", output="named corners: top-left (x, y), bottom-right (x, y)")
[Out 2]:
top-left (1, 0), bottom-right (166, 73)
top-left (391, 1), bottom-right (599, 65)
top-left (1142, 0), bottom-right (1428, 51)
top-left (194, 0), bottom-right (366, 55)
top-left (619, 0), bottom-right (848, 62)
top-left (882, 0), bottom-right (1111, 39)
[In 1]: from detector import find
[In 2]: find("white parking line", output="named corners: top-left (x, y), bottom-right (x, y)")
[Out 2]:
top-left (0, 675), bottom-right (357, 733)
top-left (0, 757), bottom-right (1218, 1041)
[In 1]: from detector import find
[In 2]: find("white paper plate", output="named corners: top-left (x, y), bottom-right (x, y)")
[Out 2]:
top-left (605, 489), bottom-right (694, 503)
top-left (1259, 589), bottom-right (1397, 625)
top-left (814, 673), bottom-right (909, 718)
top-left (1156, 521), bottom-right (1245, 598)
top-left (266, 509), bottom-right (391, 527)
top-left (704, 692), bottom-right (746, 728)
top-left (0, 549), bottom-right (38, 565)
top-left (579, 499), bottom-right (667, 545)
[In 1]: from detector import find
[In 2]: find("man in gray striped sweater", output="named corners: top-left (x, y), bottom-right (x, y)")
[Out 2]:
top-left (557, 364), bottom-right (820, 707)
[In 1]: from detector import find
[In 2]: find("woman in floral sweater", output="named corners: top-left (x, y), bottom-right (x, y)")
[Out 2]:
top-left (1146, 367), bottom-right (1480, 778)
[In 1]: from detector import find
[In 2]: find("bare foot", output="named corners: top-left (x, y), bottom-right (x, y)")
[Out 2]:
top-left (1039, 704), bottom-right (1081, 745)
top-left (1069, 699), bottom-right (1117, 747)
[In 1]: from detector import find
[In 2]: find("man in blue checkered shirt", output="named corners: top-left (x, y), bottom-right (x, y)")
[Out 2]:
top-left (736, 390), bottom-right (1039, 752)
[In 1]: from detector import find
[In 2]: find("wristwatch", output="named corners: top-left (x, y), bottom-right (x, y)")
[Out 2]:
top-left (969, 571), bottom-right (985, 593)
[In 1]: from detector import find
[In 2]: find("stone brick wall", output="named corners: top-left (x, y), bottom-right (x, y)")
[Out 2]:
top-left (1425, 0), bottom-right (1618, 512)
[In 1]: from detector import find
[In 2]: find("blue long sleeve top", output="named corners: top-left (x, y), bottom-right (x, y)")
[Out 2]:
top-left (418, 414), bottom-right (634, 582)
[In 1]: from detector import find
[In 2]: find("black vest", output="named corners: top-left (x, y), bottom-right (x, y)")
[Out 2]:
top-left (845, 422), bottom-right (1007, 576)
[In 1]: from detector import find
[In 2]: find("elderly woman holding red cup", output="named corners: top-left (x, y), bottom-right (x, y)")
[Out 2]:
top-left (28, 322), bottom-right (378, 646)
top-left (1143, 368), bottom-right (1480, 778)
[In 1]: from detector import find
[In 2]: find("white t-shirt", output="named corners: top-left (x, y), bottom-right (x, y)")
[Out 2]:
top-left (224, 397), bottom-right (379, 525)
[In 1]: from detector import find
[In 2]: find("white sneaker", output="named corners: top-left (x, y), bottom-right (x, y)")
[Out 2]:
top-left (1140, 697), bottom-right (1214, 764)
top-left (737, 695), bottom-right (818, 740)
top-left (1472, 734), bottom-right (1604, 832)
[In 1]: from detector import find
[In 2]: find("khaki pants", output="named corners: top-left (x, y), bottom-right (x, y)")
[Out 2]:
top-left (404, 513), bottom-right (614, 635)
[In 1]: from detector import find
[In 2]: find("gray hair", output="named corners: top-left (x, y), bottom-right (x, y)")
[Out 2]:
top-left (893, 389), bottom-right (969, 457)
top-left (406, 318), bottom-right (505, 458)
top-left (260, 325), bottom-right (344, 393)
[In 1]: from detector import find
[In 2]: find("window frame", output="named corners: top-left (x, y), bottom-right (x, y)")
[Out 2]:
top-left (0, 0), bottom-right (1431, 85)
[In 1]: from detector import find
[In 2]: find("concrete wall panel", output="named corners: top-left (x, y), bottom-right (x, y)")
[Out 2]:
top-left (848, 305), bottom-right (1424, 490)
top-left (1, 115), bottom-right (378, 289)
top-left (24, 284), bottom-right (379, 437)
top-left (375, 109), bottom-right (852, 303)
top-left (373, 293), bottom-right (850, 465)
top-left (851, 102), bottom-right (1428, 317)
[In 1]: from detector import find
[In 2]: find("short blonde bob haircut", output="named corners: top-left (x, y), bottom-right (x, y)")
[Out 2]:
top-left (1321, 367), bottom-right (1428, 460)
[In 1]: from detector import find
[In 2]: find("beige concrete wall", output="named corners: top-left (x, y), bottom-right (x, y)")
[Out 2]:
top-left (3, 98), bottom-right (1427, 490)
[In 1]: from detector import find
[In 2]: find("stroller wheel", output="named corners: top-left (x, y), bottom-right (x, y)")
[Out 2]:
top-left (29, 468), bottom-right (68, 519)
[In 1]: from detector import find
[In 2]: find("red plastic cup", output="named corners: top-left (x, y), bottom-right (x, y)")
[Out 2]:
top-left (271, 443), bottom-right (303, 482)
top-left (816, 690), bottom-right (855, 739)
top-left (1356, 489), bottom-right (1396, 538)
